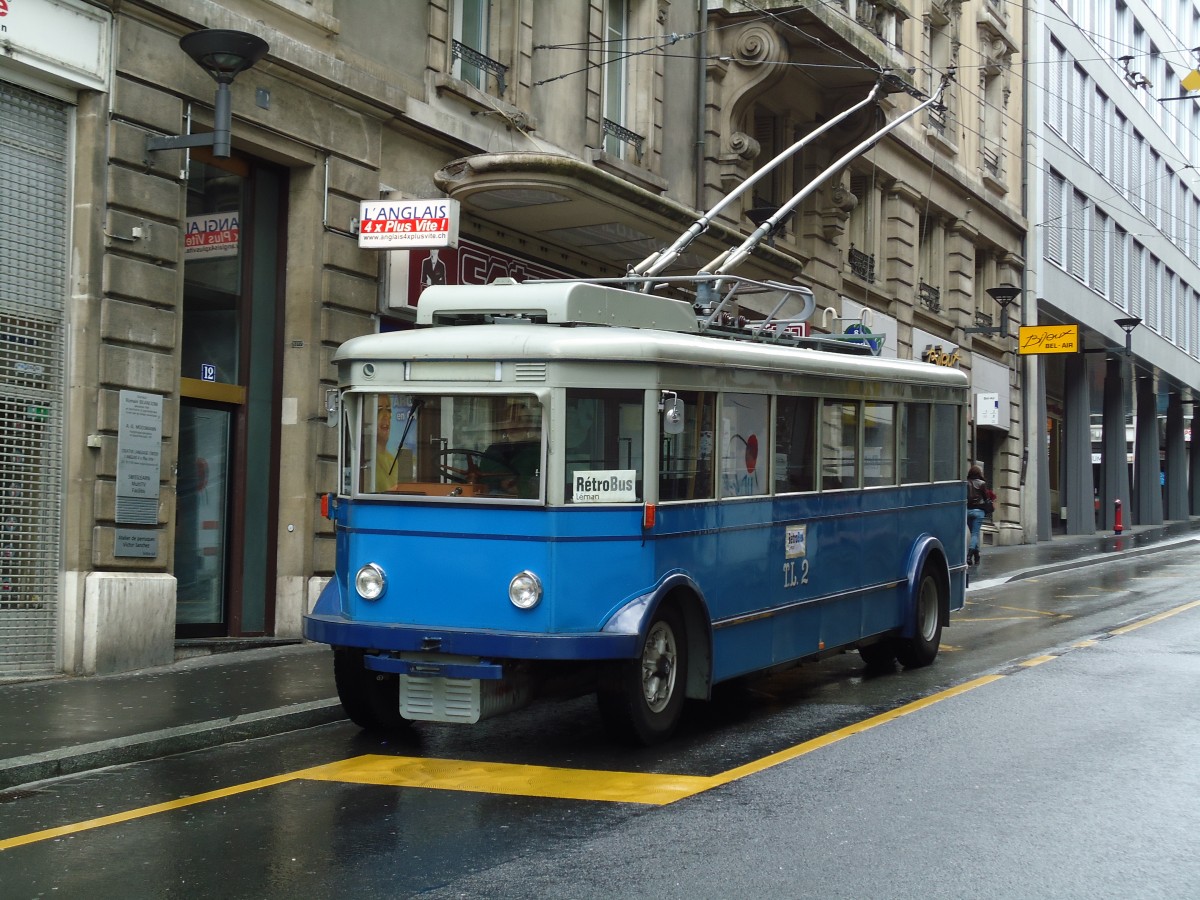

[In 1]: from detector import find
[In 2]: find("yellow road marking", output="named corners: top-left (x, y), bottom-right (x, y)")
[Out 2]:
top-left (1018, 655), bottom-right (1057, 667)
top-left (305, 675), bottom-right (1008, 803)
top-left (1110, 598), bottom-right (1200, 635)
top-left (303, 755), bottom-right (715, 805)
top-left (6, 597), bottom-right (1200, 851)
top-left (0, 771), bottom-right (304, 852)
top-left (709, 675), bottom-right (1004, 786)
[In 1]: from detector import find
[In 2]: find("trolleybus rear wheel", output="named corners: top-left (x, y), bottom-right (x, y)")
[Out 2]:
top-left (895, 567), bottom-right (942, 669)
top-left (598, 603), bottom-right (687, 745)
top-left (334, 647), bottom-right (408, 732)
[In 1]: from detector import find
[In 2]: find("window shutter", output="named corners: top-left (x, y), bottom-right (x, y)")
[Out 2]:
top-left (1045, 173), bottom-right (1063, 264)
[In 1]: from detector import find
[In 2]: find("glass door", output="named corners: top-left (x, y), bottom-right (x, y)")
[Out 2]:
top-left (175, 404), bottom-right (232, 625)
top-left (174, 151), bottom-right (285, 637)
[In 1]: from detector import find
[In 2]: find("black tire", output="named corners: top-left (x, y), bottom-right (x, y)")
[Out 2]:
top-left (334, 647), bottom-right (408, 732)
top-left (597, 603), bottom-right (688, 745)
top-left (858, 639), bottom-right (897, 670)
top-left (895, 567), bottom-right (943, 669)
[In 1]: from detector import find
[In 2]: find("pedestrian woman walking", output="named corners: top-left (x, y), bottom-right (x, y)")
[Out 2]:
top-left (966, 464), bottom-right (993, 565)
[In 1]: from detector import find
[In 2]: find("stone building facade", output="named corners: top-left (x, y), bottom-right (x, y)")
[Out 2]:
top-left (0, 0), bottom-right (1025, 677)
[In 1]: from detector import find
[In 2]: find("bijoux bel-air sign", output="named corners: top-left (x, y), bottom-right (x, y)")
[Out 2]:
top-left (1018, 324), bottom-right (1079, 355)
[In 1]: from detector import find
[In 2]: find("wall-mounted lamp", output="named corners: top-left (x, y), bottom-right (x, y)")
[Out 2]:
top-left (1082, 316), bottom-right (1142, 356)
top-left (145, 29), bottom-right (269, 160)
top-left (964, 284), bottom-right (1021, 339)
top-left (1115, 316), bottom-right (1141, 356)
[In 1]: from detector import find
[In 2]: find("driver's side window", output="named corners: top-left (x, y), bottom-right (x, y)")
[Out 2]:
top-left (564, 389), bottom-right (644, 503)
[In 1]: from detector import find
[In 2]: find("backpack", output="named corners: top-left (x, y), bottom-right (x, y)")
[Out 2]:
top-left (969, 479), bottom-right (995, 515)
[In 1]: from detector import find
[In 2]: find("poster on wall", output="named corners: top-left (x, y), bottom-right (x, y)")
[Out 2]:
top-left (384, 238), bottom-right (573, 312)
top-left (184, 213), bottom-right (240, 259)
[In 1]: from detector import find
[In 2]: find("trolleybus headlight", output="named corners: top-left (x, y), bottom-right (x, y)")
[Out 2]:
top-left (355, 563), bottom-right (386, 601)
top-left (508, 570), bottom-right (543, 610)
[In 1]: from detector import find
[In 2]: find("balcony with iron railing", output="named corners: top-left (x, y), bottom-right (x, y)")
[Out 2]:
top-left (452, 40), bottom-right (508, 95)
top-left (848, 246), bottom-right (876, 283)
top-left (927, 104), bottom-right (948, 137)
top-left (982, 146), bottom-right (1002, 178)
top-left (602, 118), bottom-right (645, 160)
top-left (918, 282), bottom-right (942, 313)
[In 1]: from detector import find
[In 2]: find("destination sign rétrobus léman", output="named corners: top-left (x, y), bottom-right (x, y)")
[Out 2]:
top-left (358, 199), bottom-right (461, 249)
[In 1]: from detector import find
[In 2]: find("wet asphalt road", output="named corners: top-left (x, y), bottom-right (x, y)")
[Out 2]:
top-left (3, 548), bottom-right (1200, 898)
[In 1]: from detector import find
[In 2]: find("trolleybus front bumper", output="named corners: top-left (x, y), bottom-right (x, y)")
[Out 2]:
top-left (303, 612), bottom-right (641, 662)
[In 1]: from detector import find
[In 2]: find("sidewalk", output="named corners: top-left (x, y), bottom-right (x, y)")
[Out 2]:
top-left (3, 518), bottom-right (1199, 791)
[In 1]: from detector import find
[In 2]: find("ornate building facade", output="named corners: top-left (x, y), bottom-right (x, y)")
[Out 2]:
top-left (0, 0), bottom-right (1025, 676)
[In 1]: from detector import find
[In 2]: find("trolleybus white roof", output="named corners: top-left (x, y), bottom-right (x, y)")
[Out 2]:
top-left (334, 280), bottom-right (967, 390)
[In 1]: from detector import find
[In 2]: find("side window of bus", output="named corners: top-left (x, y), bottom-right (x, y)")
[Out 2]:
top-left (564, 389), bottom-right (644, 503)
top-left (361, 393), bottom-right (412, 494)
top-left (821, 399), bottom-right (860, 490)
top-left (775, 395), bottom-right (816, 493)
top-left (863, 401), bottom-right (896, 487)
top-left (931, 403), bottom-right (960, 481)
top-left (341, 392), bottom-right (357, 495)
top-left (900, 402), bottom-right (931, 483)
top-left (659, 390), bottom-right (716, 501)
top-left (720, 394), bottom-right (769, 497)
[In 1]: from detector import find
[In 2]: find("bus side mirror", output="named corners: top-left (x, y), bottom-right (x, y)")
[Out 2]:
top-left (662, 397), bottom-right (685, 435)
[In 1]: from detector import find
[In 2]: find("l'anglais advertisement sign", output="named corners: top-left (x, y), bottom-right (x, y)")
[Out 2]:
top-left (359, 199), bottom-right (460, 249)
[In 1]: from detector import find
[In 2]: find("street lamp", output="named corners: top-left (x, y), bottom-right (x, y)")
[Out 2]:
top-left (964, 284), bottom-right (1021, 339)
top-left (1115, 316), bottom-right (1141, 355)
top-left (145, 29), bottom-right (269, 160)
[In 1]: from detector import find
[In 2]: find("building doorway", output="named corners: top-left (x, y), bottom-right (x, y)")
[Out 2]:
top-left (174, 151), bottom-right (286, 638)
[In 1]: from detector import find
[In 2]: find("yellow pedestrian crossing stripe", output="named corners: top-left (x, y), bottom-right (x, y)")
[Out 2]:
top-left (303, 755), bottom-right (716, 805)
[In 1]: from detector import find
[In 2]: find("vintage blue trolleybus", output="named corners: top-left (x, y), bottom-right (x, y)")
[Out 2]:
top-left (304, 276), bottom-right (968, 743)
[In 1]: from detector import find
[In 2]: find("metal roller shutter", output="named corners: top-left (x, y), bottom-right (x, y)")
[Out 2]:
top-left (0, 81), bottom-right (68, 676)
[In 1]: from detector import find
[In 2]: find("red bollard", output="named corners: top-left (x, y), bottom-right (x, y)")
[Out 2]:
top-left (1114, 498), bottom-right (1123, 535)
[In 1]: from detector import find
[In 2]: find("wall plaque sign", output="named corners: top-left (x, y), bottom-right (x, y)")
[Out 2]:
top-left (115, 390), bottom-right (162, 525)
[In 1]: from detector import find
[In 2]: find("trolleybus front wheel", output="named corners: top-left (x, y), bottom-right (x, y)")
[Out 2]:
top-left (895, 566), bottom-right (943, 669)
top-left (334, 647), bottom-right (409, 733)
top-left (598, 603), bottom-right (688, 745)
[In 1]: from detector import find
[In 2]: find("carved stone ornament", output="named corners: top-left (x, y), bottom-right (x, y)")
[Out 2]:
top-left (733, 25), bottom-right (781, 67)
top-left (726, 131), bottom-right (761, 162)
top-left (831, 183), bottom-right (858, 213)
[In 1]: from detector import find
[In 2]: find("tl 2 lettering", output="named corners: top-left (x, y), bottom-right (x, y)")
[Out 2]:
top-left (783, 559), bottom-right (810, 588)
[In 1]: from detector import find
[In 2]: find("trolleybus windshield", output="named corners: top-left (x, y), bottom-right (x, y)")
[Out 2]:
top-left (354, 391), bottom-right (543, 499)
